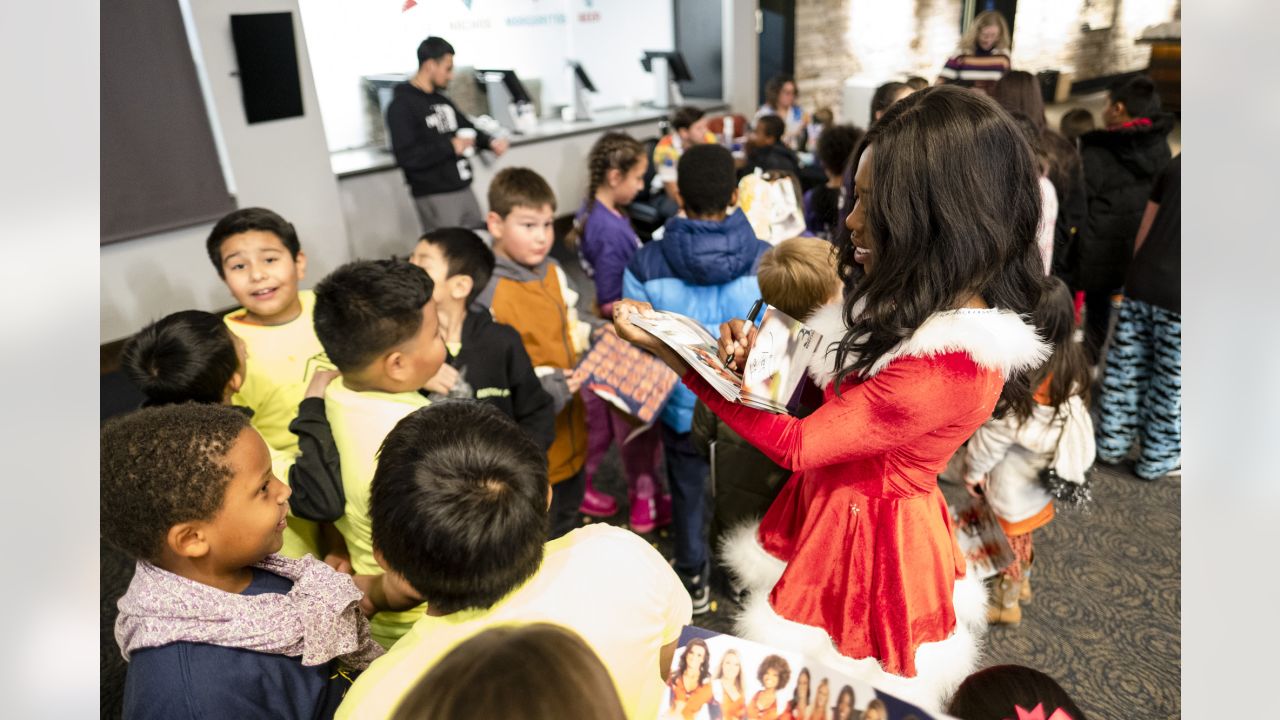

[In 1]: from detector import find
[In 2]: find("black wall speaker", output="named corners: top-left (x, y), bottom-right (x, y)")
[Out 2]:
top-left (230, 12), bottom-right (304, 124)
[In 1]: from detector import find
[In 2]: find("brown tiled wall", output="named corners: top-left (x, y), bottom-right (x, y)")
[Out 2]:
top-left (794, 0), bottom-right (1180, 123)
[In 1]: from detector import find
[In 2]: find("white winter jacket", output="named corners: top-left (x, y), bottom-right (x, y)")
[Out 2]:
top-left (964, 395), bottom-right (1095, 523)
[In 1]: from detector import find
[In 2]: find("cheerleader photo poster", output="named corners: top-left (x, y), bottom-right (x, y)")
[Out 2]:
top-left (658, 626), bottom-right (953, 720)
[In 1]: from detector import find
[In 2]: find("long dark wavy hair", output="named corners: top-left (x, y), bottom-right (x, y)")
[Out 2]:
top-left (991, 71), bottom-right (1083, 207)
top-left (670, 638), bottom-right (711, 687)
top-left (833, 85), bottom-right (1044, 418)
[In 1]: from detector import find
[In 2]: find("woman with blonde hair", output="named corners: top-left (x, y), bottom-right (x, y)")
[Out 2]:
top-left (808, 678), bottom-right (831, 720)
top-left (936, 10), bottom-right (1012, 95)
top-left (713, 649), bottom-right (748, 719)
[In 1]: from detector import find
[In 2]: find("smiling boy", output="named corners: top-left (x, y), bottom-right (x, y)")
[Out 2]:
top-left (206, 208), bottom-right (337, 558)
top-left (105, 404), bottom-right (381, 720)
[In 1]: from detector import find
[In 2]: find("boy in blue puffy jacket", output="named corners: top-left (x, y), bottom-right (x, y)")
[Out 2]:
top-left (623, 144), bottom-right (770, 613)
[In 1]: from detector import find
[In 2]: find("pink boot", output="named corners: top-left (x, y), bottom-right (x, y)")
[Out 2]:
top-left (629, 472), bottom-right (672, 534)
top-left (580, 481), bottom-right (618, 518)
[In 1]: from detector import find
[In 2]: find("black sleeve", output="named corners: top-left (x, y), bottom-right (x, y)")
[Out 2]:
top-left (285, 398), bottom-right (345, 522)
top-left (386, 97), bottom-right (457, 173)
top-left (1053, 162), bottom-right (1088, 284)
top-left (1150, 157), bottom-right (1174, 202)
top-left (505, 331), bottom-right (557, 452)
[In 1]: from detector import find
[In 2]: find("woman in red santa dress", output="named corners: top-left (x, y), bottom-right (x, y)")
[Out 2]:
top-left (612, 86), bottom-right (1050, 711)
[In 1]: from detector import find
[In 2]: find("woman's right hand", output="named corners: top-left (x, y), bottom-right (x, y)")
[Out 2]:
top-left (718, 319), bottom-right (757, 372)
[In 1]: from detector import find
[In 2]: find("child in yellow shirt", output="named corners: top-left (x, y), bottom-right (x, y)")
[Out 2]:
top-left (312, 259), bottom-right (448, 648)
top-left (205, 208), bottom-right (337, 558)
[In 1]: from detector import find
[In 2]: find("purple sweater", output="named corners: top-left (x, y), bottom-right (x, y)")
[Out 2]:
top-left (578, 199), bottom-right (641, 309)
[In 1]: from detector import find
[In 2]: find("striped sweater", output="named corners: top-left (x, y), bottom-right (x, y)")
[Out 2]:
top-left (938, 49), bottom-right (1011, 94)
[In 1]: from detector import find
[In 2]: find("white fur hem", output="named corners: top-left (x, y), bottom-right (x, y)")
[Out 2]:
top-left (719, 521), bottom-right (786, 595)
top-left (734, 573), bottom-right (986, 712)
top-left (802, 301), bottom-right (1049, 388)
top-left (715, 496), bottom-right (990, 710)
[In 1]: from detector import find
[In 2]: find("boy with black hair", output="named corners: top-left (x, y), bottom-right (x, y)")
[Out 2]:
top-left (1075, 74), bottom-right (1174, 362)
top-left (805, 123), bottom-right (862, 240)
top-left (313, 259), bottom-right (447, 647)
top-left (410, 228), bottom-right (556, 450)
top-left (742, 114), bottom-right (801, 178)
top-left (387, 36), bottom-right (510, 232)
top-left (475, 167), bottom-right (601, 539)
top-left (121, 310), bottom-right (344, 526)
top-left (334, 402), bottom-right (691, 720)
top-left (653, 105), bottom-right (716, 205)
top-left (104, 404), bottom-right (381, 720)
top-left (206, 207), bottom-right (337, 557)
top-left (623, 144), bottom-right (771, 613)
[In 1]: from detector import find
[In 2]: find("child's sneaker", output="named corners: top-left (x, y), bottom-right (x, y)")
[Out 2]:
top-left (681, 563), bottom-right (711, 616)
top-left (579, 487), bottom-right (618, 518)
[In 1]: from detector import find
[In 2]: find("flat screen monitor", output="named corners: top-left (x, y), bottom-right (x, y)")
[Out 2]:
top-left (474, 69), bottom-right (534, 105)
top-left (569, 60), bottom-right (597, 93)
top-left (640, 51), bottom-right (694, 83)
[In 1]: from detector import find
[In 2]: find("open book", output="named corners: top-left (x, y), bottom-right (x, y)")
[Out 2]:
top-left (628, 306), bottom-right (823, 414)
top-left (950, 495), bottom-right (1016, 580)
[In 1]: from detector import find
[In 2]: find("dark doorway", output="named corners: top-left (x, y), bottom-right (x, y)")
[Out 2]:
top-left (757, 0), bottom-right (795, 108)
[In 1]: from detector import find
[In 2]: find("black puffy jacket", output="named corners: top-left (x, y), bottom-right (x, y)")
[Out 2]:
top-left (1076, 113), bottom-right (1175, 291)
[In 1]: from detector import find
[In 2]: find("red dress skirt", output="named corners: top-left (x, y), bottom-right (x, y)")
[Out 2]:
top-left (684, 350), bottom-right (1005, 677)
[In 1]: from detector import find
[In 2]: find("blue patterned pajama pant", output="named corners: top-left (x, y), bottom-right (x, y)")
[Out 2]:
top-left (1096, 298), bottom-right (1181, 479)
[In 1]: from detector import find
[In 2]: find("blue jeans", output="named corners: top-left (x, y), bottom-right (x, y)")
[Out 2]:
top-left (662, 424), bottom-right (710, 579)
top-left (1096, 298), bottom-right (1181, 479)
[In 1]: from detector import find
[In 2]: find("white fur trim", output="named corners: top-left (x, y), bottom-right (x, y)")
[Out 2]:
top-left (733, 577), bottom-right (986, 712)
top-left (804, 304), bottom-right (1050, 388)
top-left (803, 301), bottom-right (849, 388)
top-left (719, 521), bottom-right (786, 595)
top-left (952, 567), bottom-right (989, 635)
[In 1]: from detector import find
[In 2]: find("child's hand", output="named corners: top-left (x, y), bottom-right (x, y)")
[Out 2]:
top-left (965, 474), bottom-right (988, 498)
top-left (610, 300), bottom-right (663, 355)
top-left (351, 574), bottom-right (380, 617)
top-left (423, 364), bottom-right (460, 395)
top-left (305, 369), bottom-right (341, 399)
top-left (323, 552), bottom-right (353, 575)
top-left (718, 319), bottom-right (757, 372)
top-left (565, 370), bottom-right (584, 395)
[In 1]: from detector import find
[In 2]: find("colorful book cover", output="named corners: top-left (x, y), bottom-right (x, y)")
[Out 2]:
top-left (571, 329), bottom-right (678, 430)
top-left (659, 626), bottom-right (954, 720)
